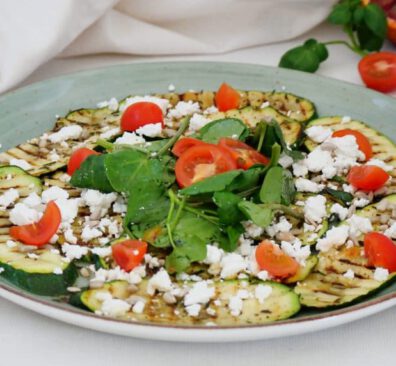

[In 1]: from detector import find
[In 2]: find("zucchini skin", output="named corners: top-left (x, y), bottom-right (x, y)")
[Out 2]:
top-left (0, 261), bottom-right (77, 296)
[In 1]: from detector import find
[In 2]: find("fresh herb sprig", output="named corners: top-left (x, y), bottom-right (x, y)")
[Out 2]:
top-left (279, 0), bottom-right (387, 73)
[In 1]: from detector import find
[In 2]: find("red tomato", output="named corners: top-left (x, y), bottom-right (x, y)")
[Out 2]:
top-left (121, 102), bottom-right (164, 132)
top-left (67, 148), bottom-right (100, 176)
top-left (175, 145), bottom-right (237, 188)
top-left (218, 138), bottom-right (269, 169)
top-left (172, 137), bottom-right (209, 157)
top-left (332, 129), bottom-right (373, 161)
top-left (364, 232), bottom-right (396, 272)
top-left (215, 83), bottom-right (241, 112)
top-left (255, 240), bottom-right (299, 279)
top-left (347, 165), bottom-right (389, 191)
top-left (111, 240), bottom-right (148, 272)
top-left (358, 52), bottom-right (396, 93)
top-left (10, 201), bottom-right (61, 247)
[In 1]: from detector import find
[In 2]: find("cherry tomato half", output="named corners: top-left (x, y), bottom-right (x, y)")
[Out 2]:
top-left (364, 232), bottom-right (396, 272)
top-left (358, 51), bottom-right (396, 93)
top-left (255, 240), bottom-right (299, 279)
top-left (121, 101), bottom-right (164, 132)
top-left (67, 148), bottom-right (100, 176)
top-left (215, 83), bottom-right (241, 112)
top-left (332, 129), bottom-right (373, 161)
top-left (111, 240), bottom-right (148, 272)
top-left (218, 138), bottom-right (269, 169)
top-left (10, 201), bottom-right (61, 247)
top-left (172, 137), bottom-right (209, 158)
top-left (347, 165), bottom-right (389, 191)
top-left (175, 145), bottom-right (237, 188)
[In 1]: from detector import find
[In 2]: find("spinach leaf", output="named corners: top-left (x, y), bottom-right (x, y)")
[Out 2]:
top-left (259, 166), bottom-right (283, 204)
top-left (165, 250), bottom-right (191, 274)
top-left (238, 201), bottom-right (273, 228)
top-left (70, 154), bottom-right (113, 193)
top-left (226, 166), bottom-right (264, 193)
top-left (364, 3), bottom-right (387, 39)
top-left (219, 224), bottom-right (244, 252)
top-left (213, 191), bottom-right (243, 225)
top-left (179, 170), bottom-right (242, 196)
top-left (328, 3), bottom-right (352, 25)
top-left (104, 149), bottom-right (174, 194)
top-left (324, 187), bottom-right (353, 205)
top-left (199, 118), bottom-right (249, 143)
top-left (281, 169), bottom-right (296, 206)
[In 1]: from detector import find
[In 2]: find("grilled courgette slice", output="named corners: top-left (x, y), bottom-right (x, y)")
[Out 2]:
top-left (80, 279), bottom-right (300, 325)
top-left (0, 166), bottom-right (42, 197)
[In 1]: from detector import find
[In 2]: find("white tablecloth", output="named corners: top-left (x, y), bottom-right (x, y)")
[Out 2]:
top-left (1, 23), bottom-right (395, 366)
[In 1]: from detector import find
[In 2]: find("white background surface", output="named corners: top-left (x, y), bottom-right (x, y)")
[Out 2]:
top-left (0, 23), bottom-right (395, 365)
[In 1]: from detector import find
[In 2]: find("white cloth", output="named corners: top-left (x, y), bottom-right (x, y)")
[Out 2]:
top-left (0, 0), bottom-right (336, 93)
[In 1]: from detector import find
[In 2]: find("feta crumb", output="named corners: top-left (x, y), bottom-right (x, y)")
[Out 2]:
top-left (347, 215), bottom-right (372, 238)
top-left (9, 203), bottom-right (41, 225)
top-left (188, 113), bottom-right (210, 132)
top-left (304, 126), bottom-right (332, 143)
top-left (167, 101), bottom-right (201, 119)
top-left (184, 281), bottom-right (215, 306)
top-left (9, 158), bottom-right (32, 170)
top-left (53, 267), bottom-right (63, 275)
top-left (292, 161), bottom-right (308, 177)
top-left (114, 132), bottom-right (145, 145)
top-left (64, 228), bottom-right (77, 244)
top-left (168, 84), bottom-right (176, 92)
top-left (373, 267), bottom-right (389, 281)
top-left (260, 101), bottom-right (270, 109)
top-left (304, 195), bottom-right (327, 223)
top-left (6, 240), bottom-right (16, 248)
top-left (305, 148), bottom-right (333, 173)
top-left (254, 284), bottom-right (272, 304)
top-left (81, 226), bottom-right (103, 242)
top-left (203, 106), bottom-right (219, 115)
top-left (185, 304), bottom-right (201, 317)
top-left (0, 188), bottom-right (19, 208)
top-left (220, 253), bottom-right (247, 279)
top-left (384, 223), bottom-right (396, 239)
top-left (242, 220), bottom-right (264, 238)
top-left (256, 270), bottom-right (269, 281)
top-left (354, 197), bottom-right (371, 208)
top-left (42, 186), bottom-right (69, 203)
top-left (48, 125), bottom-right (83, 143)
top-left (343, 269), bottom-right (355, 279)
top-left (113, 196), bottom-right (127, 214)
top-left (330, 203), bottom-right (349, 220)
top-left (204, 245), bottom-right (223, 265)
top-left (23, 192), bottom-right (42, 209)
top-left (147, 269), bottom-right (173, 295)
top-left (101, 298), bottom-right (131, 317)
top-left (97, 97), bottom-right (118, 111)
top-left (100, 127), bottom-right (120, 139)
top-left (91, 247), bottom-right (112, 257)
top-left (281, 239), bottom-right (311, 265)
top-left (81, 189), bottom-right (117, 219)
top-left (366, 158), bottom-right (393, 172)
top-left (266, 216), bottom-right (293, 237)
top-left (62, 243), bottom-right (89, 260)
top-left (278, 154), bottom-right (294, 168)
top-left (341, 116), bottom-right (351, 123)
top-left (136, 123), bottom-right (162, 137)
top-left (316, 225), bottom-right (349, 252)
top-left (48, 150), bottom-right (60, 162)
top-left (295, 178), bottom-right (324, 193)
top-left (120, 96), bottom-right (169, 114)
top-left (132, 300), bottom-right (145, 314)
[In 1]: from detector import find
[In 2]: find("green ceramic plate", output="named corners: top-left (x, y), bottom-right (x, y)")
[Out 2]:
top-left (0, 62), bottom-right (395, 342)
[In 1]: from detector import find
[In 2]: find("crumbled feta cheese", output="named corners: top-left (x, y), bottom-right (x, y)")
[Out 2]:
top-left (266, 216), bottom-right (293, 237)
top-left (9, 158), bottom-right (32, 170)
top-left (167, 101), bottom-right (201, 119)
top-left (278, 154), bottom-right (294, 168)
top-left (6, 240), bottom-right (16, 248)
top-left (132, 300), bottom-right (145, 314)
top-left (254, 284), bottom-right (272, 304)
top-left (81, 226), bottom-right (103, 242)
top-left (281, 239), bottom-right (311, 265)
top-left (373, 267), bottom-right (389, 281)
top-left (114, 132), bottom-right (145, 145)
top-left (220, 253), bottom-right (247, 279)
top-left (113, 196), bottom-right (127, 214)
top-left (304, 126), bottom-right (332, 143)
top-left (295, 178), bottom-right (324, 193)
top-left (62, 243), bottom-right (89, 260)
top-left (260, 101), bottom-right (270, 109)
top-left (185, 304), bottom-right (201, 317)
top-left (0, 268), bottom-right (4, 274)
top-left (120, 96), bottom-right (169, 114)
top-left (0, 188), bottom-right (19, 208)
top-left (242, 220), bottom-right (264, 238)
top-left (91, 246), bottom-right (112, 257)
top-left (341, 116), bottom-right (351, 123)
top-left (136, 123), bottom-right (162, 137)
top-left (101, 298), bottom-right (131, 317)
top-left (305, 148), bottom-right (333, 173)
top-left (42, 186), bottom-right (69, 203)
top-left (304, 195), bottom-right (327, 223)
top-left (9, 203), bottom-right (41, 225)
top-left (92, 266), bottom-right (145, 285)
top-left (292, 161), bottom-right (308, 177)
top-left (322, 165), bottom-right (337, 179)
top-left (228, 290), bottom-right (250, 317)
top-left (238, 235), bottom-right (254, 256)
top-left (384, 222), bottom-right (396, 239)
top-left (81, 190), bottom-right (117, 219)
top-left (204, 245), bottom-right (223, 265)
top-left (23, 192), bottom-right (42, 209)
top-left (53, 267), bottom-right (63, 275)
top-left (147, 269), bottom-right (173, 295)
top-left (256, 270), bottom-right (269, 281)
top-left (330, 203), bottom-right (349, 220)
top-left (354, 197), bottom-right (371, 208)
top-left (97, 97), bottom-right (118, 111)
top-left (48, 125), bottom-right (83, 143)
top-left (57, 198), bottom-right (80, 223)
top-left (64, 228), bottom-right (77, 244)
top-left (343, 269), bottom-right (355, 279)
top-left (168, 84), bottom-right (176, 92)
top-left (203, 106), bottom-right (219, 115)
top-left (316, 225), bottom-right (349, 252)
top-left (184, 281), bottom-right (215, 306)
top-left (188, 113), bottom-right (210, 132)
top-left (48, 150), bottom-right (60, 162)
top-left (366, 158), bottom-right (393, 172)
top-left (347, 215), bottom-right (372, 238)
top-left (100, 127), bottom-right (120, 139)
